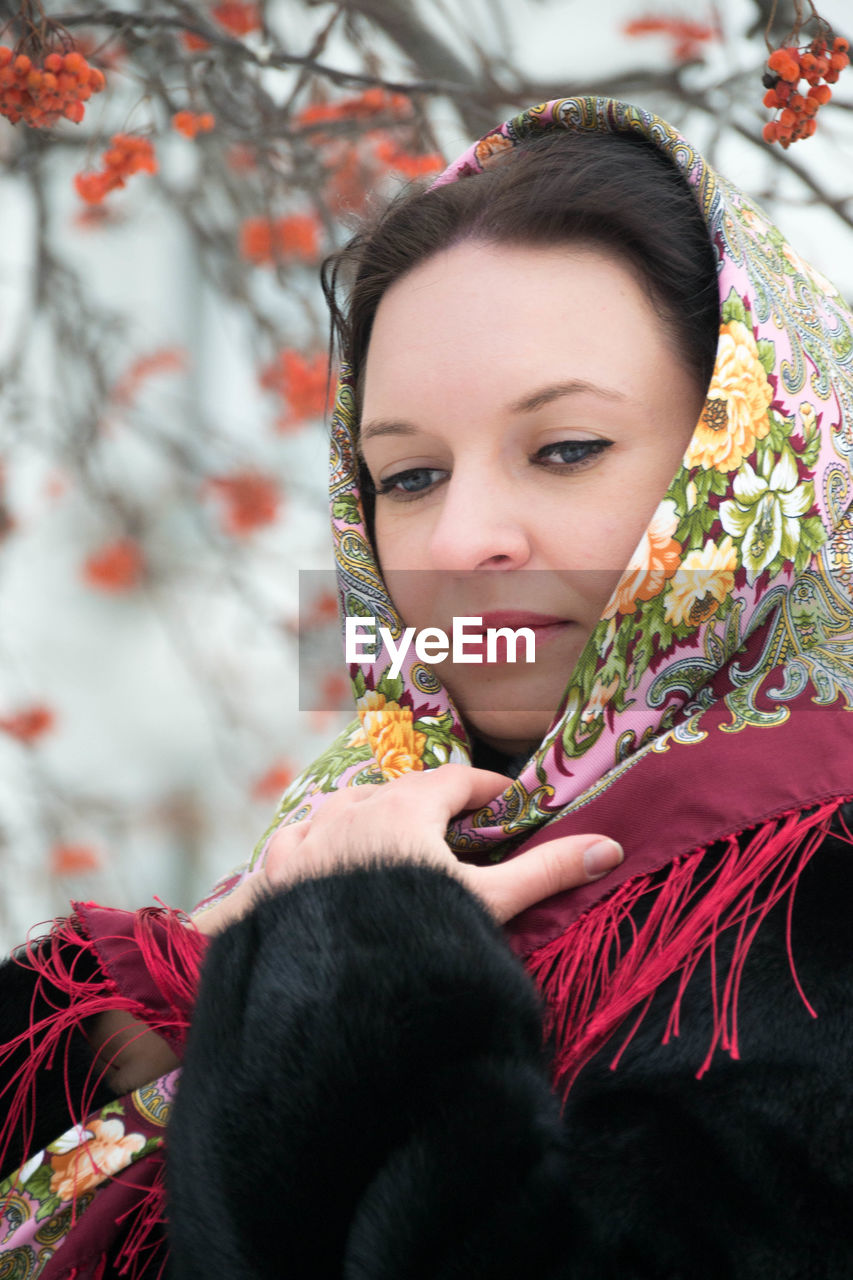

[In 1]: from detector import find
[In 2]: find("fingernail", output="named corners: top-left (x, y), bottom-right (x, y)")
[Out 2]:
top-left (583, 839), bottom-right (624, 879)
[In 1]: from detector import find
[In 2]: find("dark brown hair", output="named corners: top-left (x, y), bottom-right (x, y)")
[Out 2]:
top-left (322, 128), bottom-right (721, 415)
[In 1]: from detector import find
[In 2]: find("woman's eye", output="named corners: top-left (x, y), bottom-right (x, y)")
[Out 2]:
top-left (536, 439), bottom-right (612, 469)
top-left (373, 467), bottom-right (446, 499)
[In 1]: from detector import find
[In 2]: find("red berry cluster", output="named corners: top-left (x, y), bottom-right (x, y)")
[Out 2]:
top-left (172, 109), bottom-right (215, 139)
top-left (74, 134), bottom-right (158, 204)
top-left (0, 45), bottom-right (105, 127)
top-left (763, 35), bottom-right (849, 146)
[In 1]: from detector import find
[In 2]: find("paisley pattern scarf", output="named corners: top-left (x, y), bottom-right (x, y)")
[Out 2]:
top-left (2, 97), bottom-right (853, 1277)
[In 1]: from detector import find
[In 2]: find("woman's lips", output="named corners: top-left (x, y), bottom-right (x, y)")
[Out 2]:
top-left (477, 610), bottom-right (568, 630)
top-left (456, 612), bottom-right (573, 664)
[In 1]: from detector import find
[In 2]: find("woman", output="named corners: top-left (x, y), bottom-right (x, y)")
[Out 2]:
top-left (2, 97), bottom-right (852, 1278)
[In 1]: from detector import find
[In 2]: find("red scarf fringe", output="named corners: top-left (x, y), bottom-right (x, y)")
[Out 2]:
top-left (1, 904), bottom-right (206, 1279)
top-left (527, 799), bottom-right (849, 1100)
top-left (112, 1159), bottom-right (169, 1280)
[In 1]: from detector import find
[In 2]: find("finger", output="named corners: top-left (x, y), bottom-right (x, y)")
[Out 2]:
top-left (465, 833), bottom-right (624, 924)
top-left (309, 783), bottom-right (381, 818)
top-left (366, 765), bottom-right (512, 858)
top-left (265, 820), bottom-right (312, 884)
top-left (456, 766), bottom-right (516, 809)
top-left (314, 765), bottom-right (510, 853)
top-left (395, 763), bottom-right (511, 824)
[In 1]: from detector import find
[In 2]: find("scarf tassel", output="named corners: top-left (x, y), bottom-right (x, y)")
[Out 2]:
top-left (112, 1159), bottom-right (170, 1280)
top-left (528, 799), bottom-right (850, 1100)
top-left (0, 905), bottom-right (205, 1214)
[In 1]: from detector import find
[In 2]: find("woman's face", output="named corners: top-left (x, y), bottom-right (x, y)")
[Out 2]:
top-left (359, 240), bottom-right (708, 754)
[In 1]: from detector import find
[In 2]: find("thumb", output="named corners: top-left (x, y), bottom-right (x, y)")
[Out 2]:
top-left (470, 833), bottom-right (624, 924)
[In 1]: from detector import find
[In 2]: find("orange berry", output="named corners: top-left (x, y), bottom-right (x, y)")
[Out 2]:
top-left (182, 31), bottom-right (210, 51)
top-left (802, 96), bottom-right (819, 115)
top-left (789, 91), bottom-right (805, 110)
top-left (50, 842), bottom-right (101, 875)
top-left (779, 107), bottom-right (796, 127)
top-left (830, 51), bottom-right (849, 71)
top-left (44, 51), bottom-right (63, 72)
top-left (0, 46), bottom-right (12, 68)
top-left (763, 89), bottom-right (780, 108)
top-left (82, 538), bottom-right (145, 590)
top-left (197, 112), bottom-right (214, 131)
top-left (42, 71), bottom-right (58, 91)
top-left (14, 54), bottom-right (31, 76)
top-left (74, 171), bottom-right (104, 201)
top-left (834, 37), bottom-right (850, 53)
top-left (814, 83), bottom-right (832, 104)
top-left (172, 109), bottom-right (195, 136)
top-left (64, 100), bottom-right (85, 123)
top-left (64, 51), bottom-right (85, 74)
top-left (762, 121), bottom-right (779, 143)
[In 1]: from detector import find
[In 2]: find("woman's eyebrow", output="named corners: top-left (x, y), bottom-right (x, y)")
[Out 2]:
top-left (510, 379), bottom-right (627, 413)
top-left (356, 420), bottom-right (416, 462)
top-left (359, 420), bottom-right (417, 444)
top-left (358, 378), bottom-right (626, 454)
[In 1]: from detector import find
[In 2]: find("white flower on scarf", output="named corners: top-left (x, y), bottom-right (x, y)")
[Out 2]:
top-left (719, 449), bottom-right (813, 584)
top-left (664, 537), bottom-right (737, 627)
top-left (18, 1151), bottom-right (46, 1184)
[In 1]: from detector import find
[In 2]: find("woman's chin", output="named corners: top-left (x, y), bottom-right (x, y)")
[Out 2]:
top-left (441, 658), bottom-right (570, 757)
top-left (456, 705), bottom-right (556, 758)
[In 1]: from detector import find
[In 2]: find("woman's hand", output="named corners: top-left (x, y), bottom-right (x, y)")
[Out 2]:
top-left (260, 764), bottom-right (623, 926)
top-left (84, 1009), bottom-right (180, 1096)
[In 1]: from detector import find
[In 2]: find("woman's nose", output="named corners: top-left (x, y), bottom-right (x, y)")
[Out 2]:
top-left (426, 470), bottom-right (532, 571)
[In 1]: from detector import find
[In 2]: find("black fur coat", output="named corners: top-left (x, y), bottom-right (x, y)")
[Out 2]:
top-left (165, 817), bottom-right (853, 1280)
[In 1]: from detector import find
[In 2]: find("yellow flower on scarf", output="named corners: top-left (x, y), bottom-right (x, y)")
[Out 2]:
top-left (474, 132), bottom-right (513, 167)
top-left (357, 691), bottom-right (426, 778)
top-left (685, 321), bottom-right (773, 473)
top-left (664, 536), bottom-right (738, 627)
top-left (603, 500), bottom-right (682, 618)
